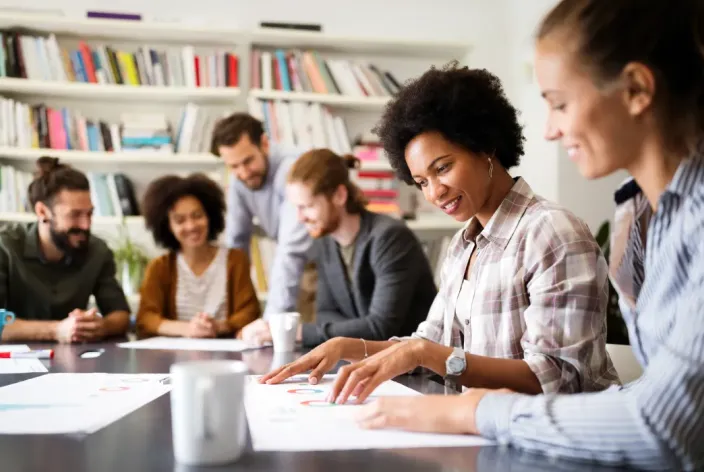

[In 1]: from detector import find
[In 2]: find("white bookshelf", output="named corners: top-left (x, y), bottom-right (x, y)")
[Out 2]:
top-left (0, 148), bottom-right (221, 165)
top-left (0, 78), bottom-right (241, 102)
top-left (0, 12), bottom-right (470, 276)
top-left (249, 27), bottom-right (470, 58)
top-left (249, 89), bottom-right (389, 110)
top-left (0, 13), bottom-right (247, 44)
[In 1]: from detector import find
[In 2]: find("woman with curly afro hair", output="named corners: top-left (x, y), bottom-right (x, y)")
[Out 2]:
top-left (136, 173), bottom-right (260, 339)
top-left (262, 63), bottom-right (617, 407)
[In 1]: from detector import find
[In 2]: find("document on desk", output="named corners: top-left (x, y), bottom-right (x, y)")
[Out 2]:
top-left (0, 345), bottom-right (48, 374)
top-left (245, 374), bottom-right (494, 451)
top-left (0, 373), bottom-right (171, 434)
top-left (117, 336), bottom-right (266, 352)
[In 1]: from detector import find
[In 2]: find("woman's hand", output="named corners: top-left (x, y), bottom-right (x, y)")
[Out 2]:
top-left (327, 339), bottom-right (425, 405)
top-left (355, 388), bottom-right (513, 435)
top-left (259, 337), bottom-right (349, 385)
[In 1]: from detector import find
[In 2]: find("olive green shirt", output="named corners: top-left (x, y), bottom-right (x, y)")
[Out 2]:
top-left (337, 238), bottom-right (357, 284)
top-left (0, 222), bottom-right (130, 321)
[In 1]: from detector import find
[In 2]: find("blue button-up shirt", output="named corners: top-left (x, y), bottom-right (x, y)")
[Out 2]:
top-left (476, 155), bottom-right (704, 471)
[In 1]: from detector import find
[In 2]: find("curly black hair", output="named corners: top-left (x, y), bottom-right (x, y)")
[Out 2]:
top-left (142, 173), bottom-right (226, 251)
top-left (375, 62), bottom-right (525, 185)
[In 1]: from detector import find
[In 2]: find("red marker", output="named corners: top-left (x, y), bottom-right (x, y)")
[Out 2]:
top-left (0, 349), bottom-right (54, 359)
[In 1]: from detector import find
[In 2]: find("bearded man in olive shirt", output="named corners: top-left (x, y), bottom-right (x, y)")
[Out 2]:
top-left (0, 157), bottom-right (130, 343)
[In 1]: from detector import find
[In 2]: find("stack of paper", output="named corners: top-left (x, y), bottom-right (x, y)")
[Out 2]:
top-left (0, 345), bottom-right (48, 374)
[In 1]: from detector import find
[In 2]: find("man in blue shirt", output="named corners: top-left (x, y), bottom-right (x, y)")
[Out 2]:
top-left (211, 113), bottom-right (311, 341)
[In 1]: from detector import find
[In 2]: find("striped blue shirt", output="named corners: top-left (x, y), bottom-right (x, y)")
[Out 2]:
top-left (475, 155), bottom-right (704, 471)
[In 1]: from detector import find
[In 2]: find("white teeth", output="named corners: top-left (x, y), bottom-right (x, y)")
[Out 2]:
top-left (443, 197), bottom-right (460, 209)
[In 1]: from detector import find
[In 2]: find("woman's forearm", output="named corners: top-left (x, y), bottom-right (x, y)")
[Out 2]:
top-left (416, 340), bottom-right (543, 394)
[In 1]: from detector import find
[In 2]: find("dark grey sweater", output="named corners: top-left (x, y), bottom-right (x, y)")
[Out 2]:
top-left (301, 211), bottom-right (438, 347)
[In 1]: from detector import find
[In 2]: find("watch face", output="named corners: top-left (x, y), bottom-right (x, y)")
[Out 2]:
top-left (448, 357), bottom-right (463, 375)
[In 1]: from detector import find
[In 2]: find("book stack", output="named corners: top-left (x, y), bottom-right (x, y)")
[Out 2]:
top-left (85, 172), bottom-right (139, 217)
top-left (0, 96), bottom-right (121, 151)
top-left (175, 103), bottom-right (219, 154)
top-left (0, 164), bottom-right (139, 217)
top-left (247, 97), bottom-right (352, 155)
top-left (354, 169), bottom-right (400, 216)
top-left (251, 49), bottom-right (401, 96)
top-left (120, 112), bottom-right (172, 153)
top-left (0, 164), bottom-right (32, 213)
top-left (0, 31), bottom-right (239, 87)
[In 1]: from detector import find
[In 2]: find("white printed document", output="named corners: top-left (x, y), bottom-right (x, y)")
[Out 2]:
top-left (0, 373), bottom-right (171, 434)
top-left (245, 374), bottom-right (493, 451)
top-left (0, 345), bottom-right (48, 374)
top-left (118, 336), bottom-right (264, 352)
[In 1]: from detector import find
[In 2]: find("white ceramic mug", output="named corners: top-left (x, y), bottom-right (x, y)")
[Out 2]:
top-left (269, 312), bottom-right (300, 352)
top-left (170, 360), bottom-right (248, 465)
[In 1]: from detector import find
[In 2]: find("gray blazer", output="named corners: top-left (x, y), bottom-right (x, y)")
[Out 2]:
top-left (301, 211), bottom-right (438, 347)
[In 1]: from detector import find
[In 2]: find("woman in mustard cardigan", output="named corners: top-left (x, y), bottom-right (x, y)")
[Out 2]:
top-left (137, 173), bottom-right (260, 338)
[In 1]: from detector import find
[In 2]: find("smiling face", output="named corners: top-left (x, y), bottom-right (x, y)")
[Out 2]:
top-left (535, 35), bottom-right (653, 179)
top-left (218, 134), bottom-right (270, 190)
top-left (168, 195), bottom-right (209, 250)
top-left (405, 131), bottom-right (493, 222)
top-left (286, 181), bottom-right (344, 238)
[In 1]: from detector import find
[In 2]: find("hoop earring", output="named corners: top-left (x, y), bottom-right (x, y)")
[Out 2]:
top-left (488, 158), bottom-right (494, 179)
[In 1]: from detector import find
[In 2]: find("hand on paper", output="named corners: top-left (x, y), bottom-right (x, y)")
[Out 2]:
top-left (356, 394), bottom-right (474, 434)
top-left (240, 318), bottom-right (272, 345)
top-left (356, 388), bottom-right (509, 435)
top-left (72, 308), bottom-right (106, 342)
top-left (328, 339), bottom-right (424, 405)
top-left (186, 313), bottom-right (217, 338)
top-left (259, 337), bottom-right (346, 385)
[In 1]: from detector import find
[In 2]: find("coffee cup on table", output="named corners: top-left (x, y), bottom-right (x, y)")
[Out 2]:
top-left (268, 312), bottom-right (300, 352)
top-left (170, 360), bottom-right (248, 465)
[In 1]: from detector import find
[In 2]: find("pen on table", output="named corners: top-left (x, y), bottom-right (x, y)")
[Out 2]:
top-left (0, 349), bottom-right (54, 359)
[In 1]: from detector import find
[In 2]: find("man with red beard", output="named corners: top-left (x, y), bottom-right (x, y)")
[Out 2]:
top-left (245, 148), bottom-right (437, 348)
top-left (0, 157), bottom-right (130, 342)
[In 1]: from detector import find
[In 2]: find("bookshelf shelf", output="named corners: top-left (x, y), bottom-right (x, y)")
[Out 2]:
top-left (0, 78), bottom-right (241, 102)
top-left (249, 28), bottom-right (470, 58)
top-left (0, 13), bottom-right (246, 44)
top-left (0, 148), bottom-right (222, 165)
top-left (249, 89), bottom-right (389, 110)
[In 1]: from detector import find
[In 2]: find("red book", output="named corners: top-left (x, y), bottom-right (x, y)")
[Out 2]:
top-left (227, 54), bottom-right (238, 87)
top-left (273, 55), bottom-right (281, 90)
top-left (79, 41), bottom-right (97, 83)
top-left (194, 56), bottom-right (201, 87)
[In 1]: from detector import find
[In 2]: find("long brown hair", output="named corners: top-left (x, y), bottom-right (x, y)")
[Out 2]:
top-left (287, 148), bottom-right (367, 214)
top-left (538, 0), bottom-right (704, 154)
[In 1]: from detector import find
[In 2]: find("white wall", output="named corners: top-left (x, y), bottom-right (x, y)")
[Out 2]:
top-left (0, 0), bottom-right (624, 232)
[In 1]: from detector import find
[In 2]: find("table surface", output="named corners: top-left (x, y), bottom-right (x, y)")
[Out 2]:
top-left (0, 340), bottom-right (628, 472)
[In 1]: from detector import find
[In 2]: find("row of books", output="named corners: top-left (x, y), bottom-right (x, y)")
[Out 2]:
top-left (247, 97), bottom-right (352, 156)
top-left (0, 31), bottom-right (239, 88)
top-left (0, 96), bottom-right (218, 154)
top-left (251, 49), bottom-right (402, 97)
top-left (0, 165), bottom-right (138, 217)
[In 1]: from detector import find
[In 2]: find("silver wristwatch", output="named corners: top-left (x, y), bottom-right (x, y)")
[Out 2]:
top-left (445, 347), bottom-right (467, 382)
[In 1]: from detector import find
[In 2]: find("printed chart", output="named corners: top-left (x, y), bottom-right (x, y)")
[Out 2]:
top-left (0, 373), bottom-right (171, 434)
top-left (245, 374), bottom-right (493, 451)
top-left (0, 345), bottom-right (48, 374)
top-left (118, 336), bottom-right (265, 352)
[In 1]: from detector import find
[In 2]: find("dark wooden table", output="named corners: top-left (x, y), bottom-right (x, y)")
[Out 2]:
top-left (0, 341), bottom-right (628, 472)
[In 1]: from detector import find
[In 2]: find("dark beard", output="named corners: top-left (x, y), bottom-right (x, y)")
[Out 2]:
top-left (49, 221), bottom-right (90, 257)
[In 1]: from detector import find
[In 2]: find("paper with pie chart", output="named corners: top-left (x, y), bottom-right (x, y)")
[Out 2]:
top-left (245, 374), bottom-right (493, 451)
top-left (0, 373), bottom-right (171, 435)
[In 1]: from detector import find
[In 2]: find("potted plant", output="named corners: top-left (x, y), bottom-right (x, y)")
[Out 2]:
top-left (594, 220), bottom-right (630, 345)
top-left (111, 218), bottom-right (149, 297)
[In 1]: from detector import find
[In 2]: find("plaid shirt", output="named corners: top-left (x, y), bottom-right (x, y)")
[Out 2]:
top-left (411, 178), bottom-right (619, 393)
